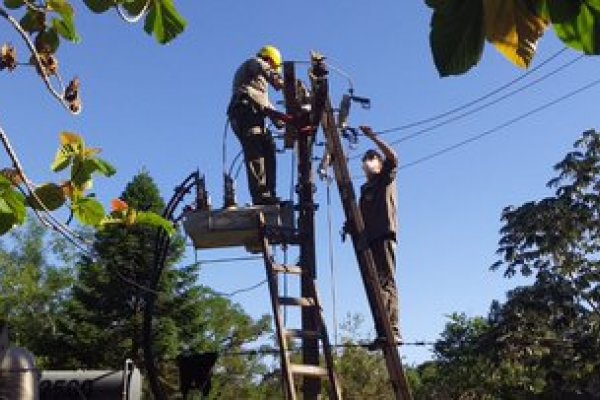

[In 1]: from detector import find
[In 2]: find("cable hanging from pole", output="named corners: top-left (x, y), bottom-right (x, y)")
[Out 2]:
top-left (376, 47), bottom-right (569, 135)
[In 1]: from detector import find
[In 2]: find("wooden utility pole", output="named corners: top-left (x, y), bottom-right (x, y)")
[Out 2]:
top-left (283, 61), bottom-right (322, 399)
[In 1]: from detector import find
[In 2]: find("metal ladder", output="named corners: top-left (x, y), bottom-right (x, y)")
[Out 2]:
top-left (258, 214), bottom-right (342, 400)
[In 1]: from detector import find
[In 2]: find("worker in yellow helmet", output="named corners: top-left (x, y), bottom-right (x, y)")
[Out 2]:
top-left (227, 45), bottom-right (292, 205)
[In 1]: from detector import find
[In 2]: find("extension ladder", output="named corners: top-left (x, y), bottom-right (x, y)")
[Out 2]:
top-left (258, 214), bottom-right (342, 400)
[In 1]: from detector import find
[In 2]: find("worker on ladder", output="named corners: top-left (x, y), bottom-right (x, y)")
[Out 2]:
top-left (227, 45), bottom-right (292, 205)
top-left (358, 125), bottom-right (401, 346)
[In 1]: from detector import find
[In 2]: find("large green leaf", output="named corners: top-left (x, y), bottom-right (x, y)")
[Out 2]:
top-left (136, 211), bottom-right (175, 235)
top-left (428, 0), bottom-right (486, 77)
top-left (144, 0), bottom-right (186, 44)
top-left (549, 0), bottom-right (600, 54)
top-left (3, 0), bottom-right (24, 9)
top-left (72, 197), bottom-right (105, 226)
top-left (83, 0), bottom-right (113, 13)
top-left (483, 0), bottom-right (548, 68)
top-left (27, 183), bottom-right (66, 211)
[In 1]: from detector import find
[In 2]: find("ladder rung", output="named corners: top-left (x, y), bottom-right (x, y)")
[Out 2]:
top-left (278, 296), bottom-right (315, 307)
top-left (289, 364), bottom-right (329, 377)
top-left (272, 264), bottom-right (302, 274)
top-left (284, 329), bottom-right (320, 340)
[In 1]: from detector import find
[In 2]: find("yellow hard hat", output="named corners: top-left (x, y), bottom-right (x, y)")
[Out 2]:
top-left (257, 45), bottom-right (282, 71)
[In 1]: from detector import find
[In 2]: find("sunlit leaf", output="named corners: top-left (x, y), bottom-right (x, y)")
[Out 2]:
top-left (2, 189), bottom-right (25, 225)
top-left (484, 0), bottom-right (548, 68)
top-left (428, 0), bottom-right (485, 77)
top-left (136, 211), bottom-right (174, 235)
top-left (72, 197), bottom-right (105, 226)
top-left (47, 0), bottom-right (74, 18)
top-left (59, 131), bottom-right (83, 148)
top-left (52, 15), bottom-right (80, 43)
top-left (144, 0), bottom-right (186, 44)
top-left (51, 146), bottom-right (73, 172)
top-left (27, 183), bottom-right (66, 211)
top-left (549, 0), bottom-right (600, 54)
top-left (83, 0), bottom-right (113, 13)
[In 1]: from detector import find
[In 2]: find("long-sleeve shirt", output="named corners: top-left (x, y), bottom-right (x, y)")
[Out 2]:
top-left (229, 57), bottom-right (281, 113)
top-left (359, 158), bottom-right (398, 242)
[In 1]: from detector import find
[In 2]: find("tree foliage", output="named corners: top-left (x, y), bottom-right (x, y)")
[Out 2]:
top-left (411, 130), bottom-right (600, 399)
top-left (427, 0), bottom-right (600, 76)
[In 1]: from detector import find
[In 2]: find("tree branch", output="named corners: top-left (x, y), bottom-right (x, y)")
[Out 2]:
top-left (0, 124), bottom-right (92, 256)
top-left (0, 5), bottom-right (79, 115)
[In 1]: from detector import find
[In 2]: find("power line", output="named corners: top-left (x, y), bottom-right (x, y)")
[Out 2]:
top-left (349, 53), bottom-right (584, 161)
top-left (397, 77), bottom-right (600, 171)
top-left (377, 47), bottom-right (568, 135)
top-left (387, 54), bottom-right (584, 146)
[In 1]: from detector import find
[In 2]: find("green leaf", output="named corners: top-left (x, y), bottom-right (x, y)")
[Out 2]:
top-left (83, 0), bottom-right (113, 13)
top-left (136, 211), bottom-right (174, 235)
top-left (20, 10), bottom-right (45, 34)
top-left (144, 0), bottom-right (186, 44)
top-left (3, 190), bottom-right (25, 225)
top-left (51, 146), bottom-right (74, 172)
top-left (72, 197), bottom-right (105, 226)
top-left (91, 158), bottom-right (116, 177)
top-left (0, 188), bottom-right (26, 235)
top-left (47, 0), bottom-right (74, 18)
top-left (52, 15), bottom-right (80, 43)
top-left (0, 175), bottom-right (12, 190)
top-left (3, 0), bottom-right (24, 9)
top-left (549, 0), bottom-right (600, 54)
top-left (71, 158), bottom-right (96, 187)
top-left (35, 28), bottom-right (60, 53)
top-left (429, 0), bottom-right (486, 77)
top-left (27, 183), bottom-right (66, 211)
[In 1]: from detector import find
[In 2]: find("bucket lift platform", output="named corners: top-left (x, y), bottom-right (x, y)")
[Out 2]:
top-left (182, 202), bottom-right (296, 253)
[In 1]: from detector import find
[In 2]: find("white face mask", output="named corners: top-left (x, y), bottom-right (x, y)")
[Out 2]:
top-left (363, 158), bottom-right (381, 175)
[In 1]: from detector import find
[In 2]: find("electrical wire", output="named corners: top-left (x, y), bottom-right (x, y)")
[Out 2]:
top-left (387, 54), bottom-right (583, 146)
top-left (396, 76), bottom-right (600, 171)
top-left (215, 279), bottom-right (267, 297)
top-left (376, 47), bottom-right (568, 135)
top-left (349, 53), bottom-right (584, 161)
top-left (196, 256), bottom-right (262, 265)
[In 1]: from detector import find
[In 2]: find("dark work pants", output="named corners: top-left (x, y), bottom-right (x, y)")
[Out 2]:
top-left (229, 104), bottom-right (277, 204)
top-left (370, 237), bottom-right (399, 337)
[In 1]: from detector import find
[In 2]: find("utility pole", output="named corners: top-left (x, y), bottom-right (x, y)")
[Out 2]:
top-left (283, 61), bottom-right (321, 399)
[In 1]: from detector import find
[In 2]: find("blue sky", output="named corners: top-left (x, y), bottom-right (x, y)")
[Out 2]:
top-left (2, 1), bottom-right (600, 365)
